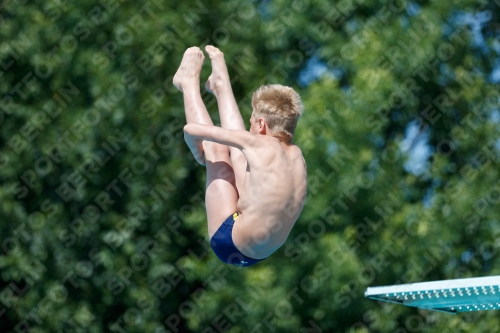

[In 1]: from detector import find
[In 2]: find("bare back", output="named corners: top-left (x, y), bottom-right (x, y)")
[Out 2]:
top-left (232, 135), bottom-right (307, 259)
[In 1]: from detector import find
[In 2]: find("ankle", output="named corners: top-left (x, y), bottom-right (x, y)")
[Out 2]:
top-left (181, 74), bottom-right (201, 82)
top-left (180, 80), bottom-right (201, 92)
top-left (212, 81), bottom-right (231, 96)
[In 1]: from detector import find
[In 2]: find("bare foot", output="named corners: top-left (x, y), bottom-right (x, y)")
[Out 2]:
top-left (173, 47), bottom-right (205, 93)
top-left (204, 45), bottom-right (231, 95)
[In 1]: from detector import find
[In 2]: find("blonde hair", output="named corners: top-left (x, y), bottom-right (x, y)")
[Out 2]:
top-left (251, 84), bottom-right (304, 141)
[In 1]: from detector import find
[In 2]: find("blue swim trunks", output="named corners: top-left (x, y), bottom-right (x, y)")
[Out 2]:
top-left (210, 212), bottom-right (266, 267)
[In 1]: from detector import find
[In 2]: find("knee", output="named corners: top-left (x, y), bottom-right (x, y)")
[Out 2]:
top-left (231, 151), bottom-right (247, 164)
top-left (204, 142), bottom-right (229, 158)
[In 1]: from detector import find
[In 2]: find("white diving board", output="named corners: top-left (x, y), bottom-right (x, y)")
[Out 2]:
top-left (365, 275), bottom-right (500, 314)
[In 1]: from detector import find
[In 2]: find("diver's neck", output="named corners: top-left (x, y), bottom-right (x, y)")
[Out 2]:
top-left (271, 134), bottom-right (292, 145)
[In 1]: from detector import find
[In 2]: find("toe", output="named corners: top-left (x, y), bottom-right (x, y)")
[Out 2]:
top-left (186, 46), bottom-right (199, 54)
top-left (205, 45), bottom-right (221, 56)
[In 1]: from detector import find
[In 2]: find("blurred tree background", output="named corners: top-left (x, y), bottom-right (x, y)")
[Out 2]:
top-left (1, 0), bottom-right (500, 332)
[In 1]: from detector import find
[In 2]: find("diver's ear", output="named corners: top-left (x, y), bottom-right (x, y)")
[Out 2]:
top-left (258, 117), bottom-right (267, 135)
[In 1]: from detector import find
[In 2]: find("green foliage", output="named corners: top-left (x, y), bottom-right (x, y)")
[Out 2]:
top-left (1, 0), bottom-right (499, 332)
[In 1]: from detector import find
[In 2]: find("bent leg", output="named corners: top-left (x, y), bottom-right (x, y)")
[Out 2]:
top-left (205, 45), bottom-right (247, 194)
top-left (174, 48), bottom-right (238, 238)
top-left (173, 47), bottom-right (214, 165)
top-left (204, 142), bottom-right (239, 239)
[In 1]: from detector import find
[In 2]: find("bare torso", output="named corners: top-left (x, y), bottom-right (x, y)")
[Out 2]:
top-left (232, 135), bottom-right (307, 259)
